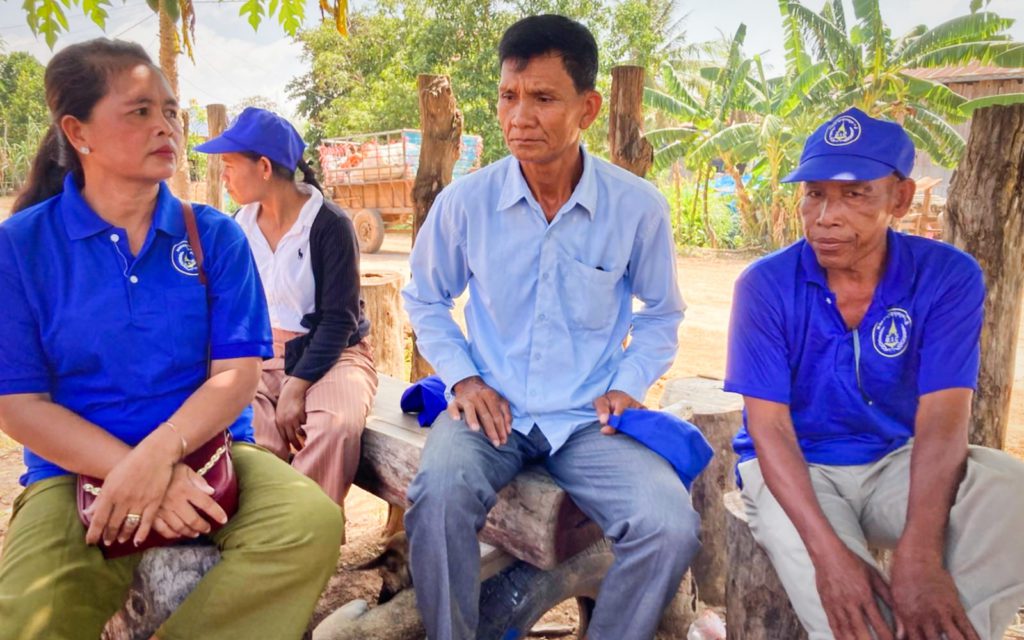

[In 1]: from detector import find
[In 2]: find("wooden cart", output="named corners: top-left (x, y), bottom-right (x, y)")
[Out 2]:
top-left (319, 129), bottom-right (483, 253)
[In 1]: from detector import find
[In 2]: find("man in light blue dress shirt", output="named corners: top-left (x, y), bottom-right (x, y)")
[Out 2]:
top-left (402, 14), bottom-right (700, 640)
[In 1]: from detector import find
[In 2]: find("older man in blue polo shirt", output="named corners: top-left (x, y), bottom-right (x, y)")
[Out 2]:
top-left (726, 107), bottom-right (1024, 640)
top-left (401, 14), bottom-right (698, 640)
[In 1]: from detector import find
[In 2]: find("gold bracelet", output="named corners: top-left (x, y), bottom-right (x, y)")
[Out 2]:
top-left (162, 421), bottom-right (188, 461)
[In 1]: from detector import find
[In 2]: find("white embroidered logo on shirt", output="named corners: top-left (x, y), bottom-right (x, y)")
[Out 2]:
top-left (872, 308), bottom-right (911, 357)
top-left (824, 115), bottom-right (862, 146)
top-left (171, 240), bottom-right (199, 276)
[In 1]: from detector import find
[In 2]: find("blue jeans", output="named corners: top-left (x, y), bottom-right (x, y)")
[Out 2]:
top-left (405, 415), bottom-right (701, 640)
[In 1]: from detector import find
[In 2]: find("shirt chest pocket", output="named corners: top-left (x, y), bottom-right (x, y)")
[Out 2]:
top-left (558, 256), bottom-right (623, 331)
top-left (165, 286), bottom-right (210, 369)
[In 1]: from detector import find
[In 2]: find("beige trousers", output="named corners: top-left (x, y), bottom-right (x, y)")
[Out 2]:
top-left (253, 329), bottom-right (378, 506)
top-left (739, 444), bottom-right (1024, 640)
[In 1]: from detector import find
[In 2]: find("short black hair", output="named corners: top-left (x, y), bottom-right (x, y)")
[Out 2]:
top-left (498, 14), bottom-right (598, 93)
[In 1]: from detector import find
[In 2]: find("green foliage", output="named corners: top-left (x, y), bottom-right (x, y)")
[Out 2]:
top-left (646, 1), bottom-right (1022, 249)
top-left (288, 0), bottom-right (684, 164)
top-left (186, 132), bottom-right (208, 183)
top-left (16, 0), bottom-right (328, 51)
top-left (0, 50), bottom-right (48, 192)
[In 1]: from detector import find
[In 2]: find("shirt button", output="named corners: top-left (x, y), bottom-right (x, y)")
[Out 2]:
top-left (533, 353), bottom-right (541, 361)
top-left (538, 313), bottom-right (546, 321)
top-left (541, 273), bottom-right (550, 281)
top-left (826, 298), bottom-right (833, 305)
top-left (110, 233), bottom-right (120, 242)
top-left (129, 275), bottom-right (139, 284)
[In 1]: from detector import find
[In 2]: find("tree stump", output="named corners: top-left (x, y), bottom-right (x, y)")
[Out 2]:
top-left (102, 545), bottom-right (220, 640)
top-left (724, 490), bottom-right (806, 640)
top-left (609, 65), bottom-right (654, 178)
top-left (945, 102), bottom-right (1024, 449)
top-left (361, 270), bottom-right (405, 379)
top-left (660, 377), bottom-right (742, 607)
top-left (410, 73), bottom-right (462, 382)
top-left (655, 571), bottom-right (700, 638)
top-left (205, 104), bottom-right (228, 209)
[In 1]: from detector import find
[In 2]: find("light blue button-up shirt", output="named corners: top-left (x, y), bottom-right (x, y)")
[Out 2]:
top-left (403, 147), bottom-right (685, 452)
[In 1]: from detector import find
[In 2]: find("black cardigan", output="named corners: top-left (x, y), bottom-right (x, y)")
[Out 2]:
top-left (283, 200), bottom-right (370, 382)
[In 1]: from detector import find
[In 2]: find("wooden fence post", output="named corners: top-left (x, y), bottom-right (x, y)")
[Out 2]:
top-left (410, 74), bottom-right (463, 383)
top-left (609, 65), bottom-right (653, 178)
top-left (205, 104), bottom-right (228, 209)
top-left (946, 103), bottom-right (1024, 449)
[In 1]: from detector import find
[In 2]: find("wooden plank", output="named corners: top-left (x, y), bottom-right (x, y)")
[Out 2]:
top-left (355, 376), bottom-right (602, 570)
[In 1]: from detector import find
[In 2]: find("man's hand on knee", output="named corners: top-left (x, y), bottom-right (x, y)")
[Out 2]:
top-left (593, 390), bottom-right (644, 434)
top-left (449, 376), bottom-right (512, 448)
top-left (813, 543), bottom-right (898, 640)
top-left (890, 550), bottom-right (980, 640)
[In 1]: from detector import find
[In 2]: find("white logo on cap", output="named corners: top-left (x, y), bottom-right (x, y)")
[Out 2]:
top-left (172, 239), bottom-right (199, 276)
top-left (872, 308), bottom-right (911, 358)
top-left (825, 115), bottom-right (862, 146)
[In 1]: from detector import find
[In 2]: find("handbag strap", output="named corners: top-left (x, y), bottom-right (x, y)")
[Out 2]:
top-left (181, 201), bottom-right (212, 377)
top-left (181, 201), bottom-right (207, 286)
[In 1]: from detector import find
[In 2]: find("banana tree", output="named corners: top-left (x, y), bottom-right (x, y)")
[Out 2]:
top-left (644, 23), bottom-right (831, 247)
top-left (643, 24), bottom-right (764, 242)
top-left (778, 0), bottom-right (1024, 169)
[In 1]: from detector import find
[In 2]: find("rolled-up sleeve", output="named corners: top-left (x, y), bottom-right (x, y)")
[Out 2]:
top-left (402, 190), bottom-right (480, 388)
top-left (609, 201), bottom-right (685, 401)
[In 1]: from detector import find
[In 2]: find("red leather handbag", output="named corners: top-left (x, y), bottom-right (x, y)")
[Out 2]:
top-left (76, 201), bottom-right (239, 559)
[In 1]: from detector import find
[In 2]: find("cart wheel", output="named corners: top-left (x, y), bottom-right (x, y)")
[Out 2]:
top-left (352, 208), bottom-right (386, 254)
top-left (475, 539), bottom-right (613, 640)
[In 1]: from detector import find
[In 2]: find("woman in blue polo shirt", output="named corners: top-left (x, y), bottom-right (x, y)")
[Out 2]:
top-left (195, 109), bottom-right (377, 511)
top-left (0, 39), bottom-right (341, 639)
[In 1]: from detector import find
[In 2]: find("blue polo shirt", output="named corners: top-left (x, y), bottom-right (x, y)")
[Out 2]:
top-left (0, 174), bottom-right (272, 486)
top-left (725, 229), bottom-right (984, 467)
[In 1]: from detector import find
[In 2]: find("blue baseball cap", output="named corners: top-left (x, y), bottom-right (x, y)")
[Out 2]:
top-left (194, 107), bottom-right (306, 171)
top-left (782, 107), bottom-right (915, 183)
top-left (400, 375), bottom-right (448, 427)
top-left (607, 409), bottom-right (714, 491)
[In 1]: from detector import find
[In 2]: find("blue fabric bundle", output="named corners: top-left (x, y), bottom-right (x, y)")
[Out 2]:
top-left (400, 375), bottom-right (448, 427)
top-left (608, 409), bottom-right (714, 490)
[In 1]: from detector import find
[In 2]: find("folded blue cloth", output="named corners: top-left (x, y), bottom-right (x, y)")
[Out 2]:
top-left (400, 375), bottom-right (448, 427)
top-left (608, 409), bottom-right (714, 490)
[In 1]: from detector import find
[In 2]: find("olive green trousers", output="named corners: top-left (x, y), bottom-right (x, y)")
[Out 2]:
top-left (0, 443), bottom-right (342, 640)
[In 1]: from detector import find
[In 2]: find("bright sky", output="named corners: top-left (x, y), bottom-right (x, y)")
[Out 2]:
top-left (1, 0), bottom-right (1022, 120)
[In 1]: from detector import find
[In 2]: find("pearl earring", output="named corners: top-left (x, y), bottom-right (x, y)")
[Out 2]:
top-left (79, 146), bottom-right (91, 155)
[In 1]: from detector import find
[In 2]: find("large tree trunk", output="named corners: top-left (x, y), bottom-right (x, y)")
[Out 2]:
top-left (205, 104), bottom-right (227, 208)
top-left (159, 7), bottom-right (190, 199)
top-left (945, 103), bottom-right (1024, 449)
top-left (410, 74), bottom-right (462, 383)
top-left (608, 66), bottom-right (653, 178)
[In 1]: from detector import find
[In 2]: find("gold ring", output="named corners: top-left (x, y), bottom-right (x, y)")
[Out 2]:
top-left (125, 514), bottom-right (142, 527)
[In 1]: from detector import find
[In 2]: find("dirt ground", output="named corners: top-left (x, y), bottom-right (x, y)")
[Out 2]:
top-left (0, 222), bottom-right (1022, 636)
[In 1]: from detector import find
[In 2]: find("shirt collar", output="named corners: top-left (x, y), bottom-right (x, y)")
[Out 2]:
top-left (800, 228), bottom-right (916, 305)
top-left (62, 173), bottom-right (182, 240)
top-left (295, 182), bottom-right (323, 229)
top-left (496, 145), bottom-right (598, 219)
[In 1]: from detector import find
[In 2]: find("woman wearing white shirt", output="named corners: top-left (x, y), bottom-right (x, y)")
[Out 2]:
top-left (197, 108), bottom-right (377, 511)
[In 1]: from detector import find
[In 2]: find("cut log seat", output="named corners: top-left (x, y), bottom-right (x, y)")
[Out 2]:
top-left (724, 490), bottom-right (807, 640)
